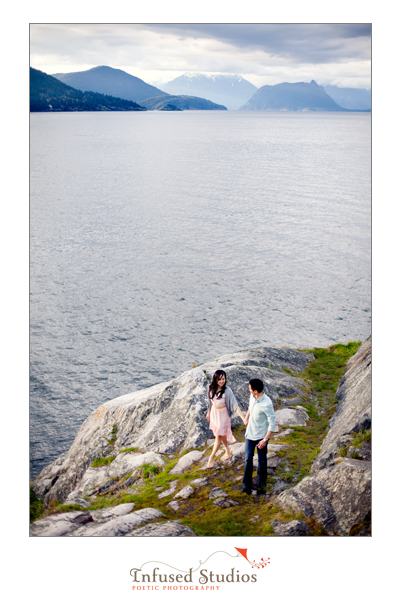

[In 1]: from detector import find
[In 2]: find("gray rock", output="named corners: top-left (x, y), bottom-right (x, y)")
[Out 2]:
top-left (280, 396), bottom-right (303, 406)
top-left (158, 480), bottom-right (178, 499)
top-left (312, 337), bottom-right (371, 472)
top-left (274, 428), bottom-right (294, 439)
top-left (66, 508), bottom-right (162, 537)
top-left (107, 451), bottom-right (165, 479)
top-left (118, 473), bottom-right (141, 490)
top-left (168, 501), bottom-right (180, 512)
top-left (268, 444), bottom-right (290, 452)
top-left (173, 485), bottom-right (194, 500)
top-left (30, 511), bottom-right (92, 537)
top-left (347, 443), bottom-right (371, 461)
top-left (63, 452), bottom-right (164, 501)
top-left (89, 503), bottom-right (136, 522)
top-left (275, 408), bottom-right (309, 427)
top-left (169, 451), bottom-right (204, 474)
top-left (213, 497), bottom-right (240, 507)
top-left (64, 497), bottom-right (91, 508)
top-left (34, 346), bottom-right (313, 504)
top-left (209, 487), bottom-right (228, 500)
top-left (272, 519), bottom-right (312, 536)
top-left (127, 521), bottom-right (197, 537)
top-left (272, 480), bottom-right (291, 494)
top-left (274, 458), bottom-right (371, 535)
top-left (190, 477), bottom-right (208, 486)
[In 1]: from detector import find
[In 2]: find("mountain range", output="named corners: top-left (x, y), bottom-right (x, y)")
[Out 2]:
top-left (32, 65), bottom-right (371, 113)
top-left (51, 66), bottom-right (226, 110)
top-left (30, 67), bottom-right (146, 112)
top-left (160, 73), bottom-right (258, 110)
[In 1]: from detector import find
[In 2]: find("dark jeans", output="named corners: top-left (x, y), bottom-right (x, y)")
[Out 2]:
top-left (242, 438), bottom-right (268, 492)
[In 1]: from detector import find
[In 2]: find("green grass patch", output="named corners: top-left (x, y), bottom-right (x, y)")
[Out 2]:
top-left (30, 486), bottom-right (44, 523)
top-left (91, 456), bottom-right (115, 468)
top-left (142, 463), bottom-right (160, 479)
top-left (353, 429), bottom-right (371, 447)
top-left (271, 341), bottom-right (362, 486)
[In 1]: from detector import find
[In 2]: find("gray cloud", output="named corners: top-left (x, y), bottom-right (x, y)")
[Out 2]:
top-left (141, 24), bottom-right (371, 64)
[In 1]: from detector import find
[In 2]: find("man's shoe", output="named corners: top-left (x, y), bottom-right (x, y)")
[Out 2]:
top-left (241, 488), bottom-right (252, 495)
top-left (256, 487), bottom-right (267, 496)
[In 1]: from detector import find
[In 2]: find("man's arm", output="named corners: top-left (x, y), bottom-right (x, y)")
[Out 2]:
top-left (257, 403), bottom-right (276, 449)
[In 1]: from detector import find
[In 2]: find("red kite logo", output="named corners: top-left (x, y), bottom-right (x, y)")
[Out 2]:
top-left (235, 548), bottom-right (270, 568)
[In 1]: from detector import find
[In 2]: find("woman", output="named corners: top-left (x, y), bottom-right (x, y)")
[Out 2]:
top-left (206, 369), bottom-right (245, 468)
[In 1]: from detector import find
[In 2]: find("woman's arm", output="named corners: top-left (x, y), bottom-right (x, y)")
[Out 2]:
top-left (235, 406), bottom-right (246, 422)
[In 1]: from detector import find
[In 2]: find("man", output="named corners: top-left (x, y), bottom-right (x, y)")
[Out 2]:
top-left (242, 378), bottom-right (276, 495)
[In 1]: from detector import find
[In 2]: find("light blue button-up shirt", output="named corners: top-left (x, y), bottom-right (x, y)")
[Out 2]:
top-left (245, 393), bottom-right (276, 440)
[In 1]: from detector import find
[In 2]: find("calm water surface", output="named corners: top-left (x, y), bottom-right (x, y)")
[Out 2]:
top-left (30, 110), bottom-right (371, 477)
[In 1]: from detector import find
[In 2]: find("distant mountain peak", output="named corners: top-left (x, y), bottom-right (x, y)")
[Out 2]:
top-left (161, 72), bottom-right (257, 110)
top-left (51, 66), bottom-right (167, 103)
top-left (240, 79), bottom-right (346, 112)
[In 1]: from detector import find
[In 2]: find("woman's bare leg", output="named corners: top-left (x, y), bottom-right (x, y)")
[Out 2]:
top-left (221, 435), bottom-right (232, 460)
top-left (207, 436), bottom-right (222, 467)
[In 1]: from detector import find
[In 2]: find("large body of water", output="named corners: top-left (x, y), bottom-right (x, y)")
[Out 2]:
top-left (30, 110), bottom-right (371, 478)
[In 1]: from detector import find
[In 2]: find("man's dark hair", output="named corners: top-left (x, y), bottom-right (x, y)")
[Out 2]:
top-left (249, 378), bottom-right (264, 393)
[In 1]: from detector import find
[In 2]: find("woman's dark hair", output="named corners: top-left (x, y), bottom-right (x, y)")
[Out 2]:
top-left (208, 369), bottom-right (227, 399)
top-left (249, 378), bottom-right (264, 393)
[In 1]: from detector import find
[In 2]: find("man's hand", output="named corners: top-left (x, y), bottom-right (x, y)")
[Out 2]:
top-left (257, 439), bottom-right (268, 450)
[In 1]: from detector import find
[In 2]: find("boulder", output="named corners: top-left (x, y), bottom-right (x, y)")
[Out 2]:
top-left (274, 458), bottom-right (371, 535)
top-left (272, 519), bottom-right (311, 536)
top-left (209, 487), bottom-right (228, 500)
top-left (30, 503), bottom-right (163, 537)
top-left (169, 451), bottom-right (204, 474)
top-left (173, 485), bottom-right (194, 500)
top-left (275, 408), bottom-right (309, 427)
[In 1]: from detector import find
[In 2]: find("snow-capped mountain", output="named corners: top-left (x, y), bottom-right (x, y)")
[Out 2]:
top-left (161, 73), bottom-right (258, 110)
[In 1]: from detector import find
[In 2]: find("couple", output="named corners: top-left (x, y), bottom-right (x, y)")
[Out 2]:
top-left (206, 369), bottom-right (276, 495)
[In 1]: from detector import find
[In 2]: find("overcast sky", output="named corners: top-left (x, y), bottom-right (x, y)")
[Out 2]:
top-left (30, 23), bottom-right (371, 89)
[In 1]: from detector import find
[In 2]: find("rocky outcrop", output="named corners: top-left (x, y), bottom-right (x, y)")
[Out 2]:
top-left (312, 337), bottom-right (371, 472)
top-left (273, 337), bottom-right (371, 535)
top-left (29, 503), bottom-right (168, 537)
top-left (32, 346), bottom-right (313, 506)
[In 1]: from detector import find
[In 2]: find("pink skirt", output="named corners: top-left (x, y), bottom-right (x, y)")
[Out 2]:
top-left (209, 400), bottom-right (236, 443)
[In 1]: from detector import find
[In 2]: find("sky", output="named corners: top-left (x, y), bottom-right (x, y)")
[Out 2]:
top-left (30, 23), bottom-right (371, 89)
